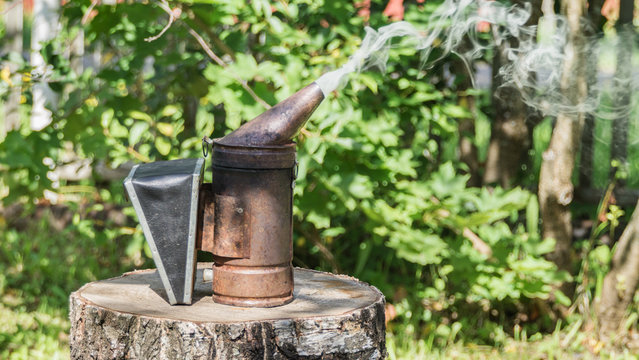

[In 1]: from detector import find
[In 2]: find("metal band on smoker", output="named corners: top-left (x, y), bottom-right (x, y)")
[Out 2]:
top-left (183, 158), bottom-right (204, 303)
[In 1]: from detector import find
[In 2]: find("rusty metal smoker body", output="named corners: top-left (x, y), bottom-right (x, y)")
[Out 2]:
top-left (198, 142), bottom-right (297, 307)
top-left (124, 83), bottom-right (324, 307)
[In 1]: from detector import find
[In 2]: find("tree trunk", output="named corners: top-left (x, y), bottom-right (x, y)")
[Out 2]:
top-left (579, 113), bottom-right (595, 189)
top-left (597, 201), bottom-right (639, 338)
top-left (459, 112), bottom-right (480, 187)
top-left (3, 0), bottom-right (23, 135)
top-left (609, 0), bottom-right (634, 184)
top-left (483, 0), bottom-right (542, 188)
top-left (69, 265), bottom-right (386, 359)
top-left (181, 95), bottom-right (199, 140)
top-left (453, 54), bottom-right (480, 187)
top-left (578, 0), bottom-right (606, 191)
top-left (595, 1), bottom-right (637, 336)
top-left (30, 0), bottom-right (60, 131)
top-left (483, 41), bottom-right (530, 187)
top-left (538, 0), bottom-right (588, 296)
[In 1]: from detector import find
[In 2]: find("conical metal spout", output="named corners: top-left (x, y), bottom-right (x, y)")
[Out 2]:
top-left (218, 82), bottom-right (324, 146)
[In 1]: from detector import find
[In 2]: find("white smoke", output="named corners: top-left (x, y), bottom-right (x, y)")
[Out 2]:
top-left (316, 0), bottom-right (532, 96)
top-left (315, 0), bottom-right (637, 120)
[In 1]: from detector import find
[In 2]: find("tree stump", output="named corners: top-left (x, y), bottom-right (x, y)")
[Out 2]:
top-left (69, 264), bottom-right (386, 359)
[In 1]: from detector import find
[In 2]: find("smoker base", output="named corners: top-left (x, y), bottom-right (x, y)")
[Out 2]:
top-left (211, 263), bottom-right (294, 306)
top-left (69, 264), bottom-right (386, 360)
top-left (211, 293), bottom-right (293, 307)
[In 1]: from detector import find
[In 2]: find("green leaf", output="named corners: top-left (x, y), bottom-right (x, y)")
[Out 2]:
top-left (510, 256), bottom-right (554, 272)
top-left (101, 108), bottom-right (114, 128)
top-left (533, 237), bottom-right (556, 255)
top-left (129, 110), bottom-right (153, 122)
top-left (322, 227), bottom-right (345, 238)
top-left (155, 137), bottom-right (171, 156)
top-left (156, 123), bottom-right (174, 137)
top-left (526, 194), bottom-right (540, 235)
top-left (442, 104), bottom-right (472, 118)
top-left (311, 144), bottom-right (327, 164)
top-left (233, 53), bottom-right (259, 80)
top-left (554, 290), bottom-right (572, 307)
top-left (591, 245), bottom-right (611, 265)
top-left (128, 122), bottom-right (149, 145)
top-left (429, 162), bottom-right (469, 197)
top-left (388, 230), bottom-right (447, 266)
top-left (358, 73), bottom-right (378, 94)
top-left (306, 210), bottom-right (330, 229)
top-left (161, 105), bottom-right (180, 117)
top-left (347, 174), bottom-right (374, 199)
top-left (110, 120), bottom-right (129, 138)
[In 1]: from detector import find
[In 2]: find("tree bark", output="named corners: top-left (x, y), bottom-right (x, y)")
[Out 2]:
top-left (483, 0), bottom-right (542, 188)
top-left (609, 0), bottom-right (634, 184)
top-left (592, 3), bottom-right (636, 325)
top-left (538, 0), bottom-right (588, 296)
top-left (3, 0), bottom-right (23, 135)
top-left (453, 55), bottom-right (481, 187)
top-left (597, 201), bottom-right (639, 338)
top-left (459, 111), bottom-right (481, 187)
top-left (578, 0), bottom-right (606, 189)
top-left (483, 42), bottom-right (530, 187)
top-left (69, 266), bottom-right (386, 359)
top-left (30, 0), bottom-right (60, 131)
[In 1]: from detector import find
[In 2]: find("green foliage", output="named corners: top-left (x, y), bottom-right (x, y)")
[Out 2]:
top-left (0, 0), bottom-right (578, 356)
top-left (0, 202), bottom-right (147, 359)
top-left (0, 304), bottom-right (68, 360)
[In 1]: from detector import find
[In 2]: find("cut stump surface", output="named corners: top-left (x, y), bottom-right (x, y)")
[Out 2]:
top-left (69, 264), bottom-right (386, 359)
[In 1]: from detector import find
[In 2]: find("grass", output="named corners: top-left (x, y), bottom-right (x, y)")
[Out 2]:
top-left (0, 202), bottom-right (145, 359)
top-left (0, 303), bottom-right (68, 359)
top-left (387, 321), bottom-right (639, 359)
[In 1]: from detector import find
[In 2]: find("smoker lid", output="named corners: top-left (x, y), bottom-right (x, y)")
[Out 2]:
top-left (211, 141), bottom-right (297, 169)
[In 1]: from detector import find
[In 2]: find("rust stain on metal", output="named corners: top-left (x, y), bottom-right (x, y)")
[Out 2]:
top-left (204, 82), bottom-right (324, 307)
top-left (198, 183), bottom-right (215, 254)
top-left (208, 142), bottom-right (297, 307)
top-left (213, 194), bottom-right (249, 258)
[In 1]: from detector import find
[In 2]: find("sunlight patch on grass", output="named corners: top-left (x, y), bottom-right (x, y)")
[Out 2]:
top-left (0, 303), bottom-right (69, 359)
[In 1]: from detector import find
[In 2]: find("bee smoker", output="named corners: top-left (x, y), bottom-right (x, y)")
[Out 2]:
top-left (124, 83), bottom-right (324, 307)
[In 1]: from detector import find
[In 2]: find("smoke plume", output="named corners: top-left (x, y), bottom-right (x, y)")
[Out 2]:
top-left (315, 0), bottom-right (637, 120)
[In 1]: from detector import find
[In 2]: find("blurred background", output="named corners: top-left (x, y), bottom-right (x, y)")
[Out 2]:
top-left (2, 0), bottom-right (639, 358)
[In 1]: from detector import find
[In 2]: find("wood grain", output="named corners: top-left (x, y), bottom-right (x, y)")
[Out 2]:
top-left (69, 264), bottom-right (386, 359)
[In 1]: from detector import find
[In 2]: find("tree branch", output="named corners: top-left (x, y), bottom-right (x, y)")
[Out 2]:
top-left (144, 0), bottom-right (178, 42)
top-left (81, 0), bottom-right (100, 25)
top-left (299, 226), bottom-right (341, 274)
top-left (187, 11), bottom-right (237, 62)
top-left (185, 27), bottom-right (271, 109)
top-left (462, 227), bottom-right (493, 257)
top-left (152, 0), bottom-right (272, 110)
